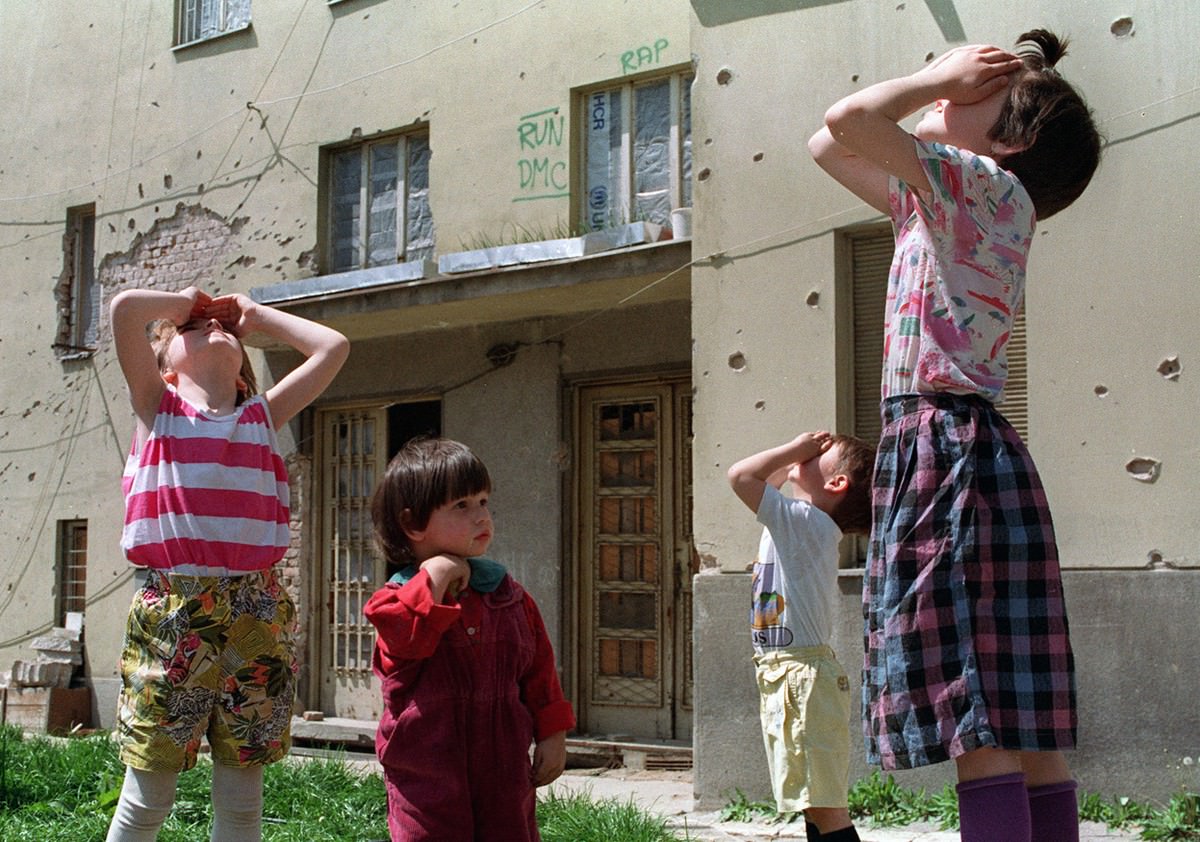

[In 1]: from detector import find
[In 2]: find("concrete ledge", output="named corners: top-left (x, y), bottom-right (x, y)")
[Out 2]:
top-left (693, 568), bottom-right (1200, 807)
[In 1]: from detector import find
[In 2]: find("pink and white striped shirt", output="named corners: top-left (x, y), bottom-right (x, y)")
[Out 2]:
top-left (121, 386), bottom-right (290, 575)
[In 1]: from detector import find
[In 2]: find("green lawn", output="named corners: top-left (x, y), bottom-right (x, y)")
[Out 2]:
top-left (0, 726), bottom-right (686, 841)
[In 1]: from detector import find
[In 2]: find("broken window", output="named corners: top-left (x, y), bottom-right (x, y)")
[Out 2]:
top-left (175, 0), bottom-right (251, 48)
top-left (583, 71), bottom-right (693, 231)
top-left (56, 520), bottom-right (87, 627)
top-left (325, 131), bottom-right (434, 274)
top-left (55, 204), bottom-right (98, 358)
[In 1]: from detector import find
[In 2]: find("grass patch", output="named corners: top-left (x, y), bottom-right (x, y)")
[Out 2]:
top-left (721, 770), bottom-right (1200, 840)
top-left (0, 725), bottom-right (696, 841)
top-left (537, 789), bottom-right (689, 842)
top-left (0, 724), bottom-right (389, 841)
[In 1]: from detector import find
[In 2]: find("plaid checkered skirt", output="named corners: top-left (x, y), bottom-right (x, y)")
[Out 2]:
top-left (863, 393), bottom-right (1077, 770)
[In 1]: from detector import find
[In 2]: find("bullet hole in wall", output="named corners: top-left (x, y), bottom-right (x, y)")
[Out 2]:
top-left (728, 352), bottom-right (746, 371)
top-left (753, 152), bottom-right (764, 162)
top-left (806, 291), bottom-right (820, 308)
top-left (697, 167), bottom-right (711, 182)
top-left (1125, 457), bottom-right (1161, 483)
top-left (1094, 385), bottom-right (1108, 397)
top-left (1156, 355), bottom-right (1181, 380)
top-left (1110, 16), bottom-right (1134, 37)
top-left (754, 400), bottom-right (765, 411)
top-left (1147, 549), bottom-right (1164, 567)
top-left (164, 174), bottom-right (173, 189)
top-left (716, 68), bottom-right (733, 85)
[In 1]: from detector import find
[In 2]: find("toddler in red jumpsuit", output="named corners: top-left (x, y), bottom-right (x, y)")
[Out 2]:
top-left (365, 437), bottom-right (576, 841)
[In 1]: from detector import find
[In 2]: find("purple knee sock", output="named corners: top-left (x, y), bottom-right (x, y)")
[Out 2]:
top-left (956, 772), bottom-right (1030, 842)
top-left (1028, 779), bottom-right (1079, 842)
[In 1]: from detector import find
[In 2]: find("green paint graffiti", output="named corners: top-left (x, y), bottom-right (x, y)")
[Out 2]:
top-left (620, 37), bottom-right (669, 74)
top-left (515, 107), bottom-right (568, 201)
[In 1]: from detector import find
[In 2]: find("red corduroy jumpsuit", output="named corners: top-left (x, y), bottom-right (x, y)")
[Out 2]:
top-left (365, 568), bottom-right (575, 842)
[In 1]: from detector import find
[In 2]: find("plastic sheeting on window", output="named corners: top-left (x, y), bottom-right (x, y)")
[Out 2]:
top-left (405, 135), bottom-right (434, 263)
top-left (585, 89), bottom-right (624, 231)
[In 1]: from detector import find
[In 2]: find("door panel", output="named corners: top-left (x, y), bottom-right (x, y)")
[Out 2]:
top-left (577, 379), bottom-right (693, 740)
top-left (318, 406), bottom-right (386, 719)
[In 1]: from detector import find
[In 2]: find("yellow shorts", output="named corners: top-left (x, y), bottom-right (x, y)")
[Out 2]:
top-left (116, 568), bottom-right (297, 772)
top-left (754, 645), bottom-right (852, 812)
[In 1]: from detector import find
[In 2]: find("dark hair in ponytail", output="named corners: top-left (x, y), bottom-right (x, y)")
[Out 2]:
top-left (989, 29), bottom-right (1103, 219)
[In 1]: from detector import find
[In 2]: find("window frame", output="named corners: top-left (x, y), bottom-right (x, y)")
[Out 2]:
top-left (578, 68), bottom-right (693, 232)
top-left (320, 129), bottom-right (433, 276)
top-left (173, 0), bottom-right (251, 49)
top-left (835, 224), bottom-right (1029, 566)
top-left (55, 519), bottom-right (88, 627)
top-left (55, 203), bottom-right (98, 359)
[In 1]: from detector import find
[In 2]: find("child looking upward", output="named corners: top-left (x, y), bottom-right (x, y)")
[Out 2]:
top-left (365, 437), bottom-right (575, 842)
top-left (728, 431), bottom-right (875, 842)
top-left (107, 285), bottom-right (348, 842)
top-left (809, 29), bottom-right (1101, 842)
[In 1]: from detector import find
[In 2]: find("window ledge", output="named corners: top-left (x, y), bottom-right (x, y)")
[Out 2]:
top-left (250, 222), bottom-right (679, 307)
top-left (438, 221), bottom-right (667, 275)
top-left (172, 21), bottom-right (251, 52)
top-left (251, 258), bottom-right (436, 305)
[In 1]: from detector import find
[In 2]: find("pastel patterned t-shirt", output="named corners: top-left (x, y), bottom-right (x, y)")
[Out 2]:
top-left (882, 138), bottom-right (1034, 402)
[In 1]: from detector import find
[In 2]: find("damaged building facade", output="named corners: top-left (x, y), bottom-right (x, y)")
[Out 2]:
top-left (0, 0), bottom-right (1195, 805)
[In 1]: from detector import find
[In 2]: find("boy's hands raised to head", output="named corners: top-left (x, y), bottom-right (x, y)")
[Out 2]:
top-left (790, 430), bottom-right (833, 464)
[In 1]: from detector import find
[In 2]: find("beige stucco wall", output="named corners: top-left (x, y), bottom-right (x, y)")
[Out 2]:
top-left (690, 1), bottom-right (1199, 573)
top-left (0, 1), bottom-right (691, 721)
top-left (689, 0), bottom-right (1199, 805)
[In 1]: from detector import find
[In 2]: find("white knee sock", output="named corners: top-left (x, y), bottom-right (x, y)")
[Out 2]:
top-left (210, 762), bottom-right (264, 842)
top-left (105, 766), bottom-right (179, 842)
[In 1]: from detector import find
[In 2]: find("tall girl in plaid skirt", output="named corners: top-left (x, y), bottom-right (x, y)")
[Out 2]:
top-left (810, 30), bottom-right (1101, 842)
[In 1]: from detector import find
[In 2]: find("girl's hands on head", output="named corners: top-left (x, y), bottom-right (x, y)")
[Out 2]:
top-left (201, 293), bottom-right (262, 338)
top-left (177, 286), bottom-right (214, 323)
top-left (916, 44), bottom-right (1023, 105)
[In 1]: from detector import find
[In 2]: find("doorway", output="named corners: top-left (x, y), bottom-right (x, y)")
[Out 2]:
top-left (574, 377), bottom-right (696, 741)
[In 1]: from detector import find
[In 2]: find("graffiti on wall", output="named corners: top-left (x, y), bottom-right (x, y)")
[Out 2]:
top-left (620, 38), bottom-right (669, 74)
top-left (514, 106), bottom-right (567, 203)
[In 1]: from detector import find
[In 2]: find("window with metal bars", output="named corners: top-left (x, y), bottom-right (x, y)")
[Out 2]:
top-left (56, 520), bottom-right (87, 627)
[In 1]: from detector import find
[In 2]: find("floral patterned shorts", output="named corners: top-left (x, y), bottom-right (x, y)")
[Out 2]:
top-left (116, 567), bottom-right (297, 772)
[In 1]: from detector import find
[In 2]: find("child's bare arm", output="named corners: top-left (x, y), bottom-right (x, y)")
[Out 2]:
top-left (819, 45), bottom-right (1021, 193)
top-left (808, 126), bottom-right (892, 214)
top-left (109, 286), bottom-right (210, 429)
top-left (204, 294), bottom-right (349, 427)
top-left (727, 431), bottom-right (832, 512)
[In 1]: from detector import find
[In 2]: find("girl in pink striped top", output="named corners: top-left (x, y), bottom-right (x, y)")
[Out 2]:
top-left (106, 285), bottom-right (347, 842)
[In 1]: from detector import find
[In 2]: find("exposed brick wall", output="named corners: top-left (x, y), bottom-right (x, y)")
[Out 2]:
top-left (96, 203), bottom-right (247, 345)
